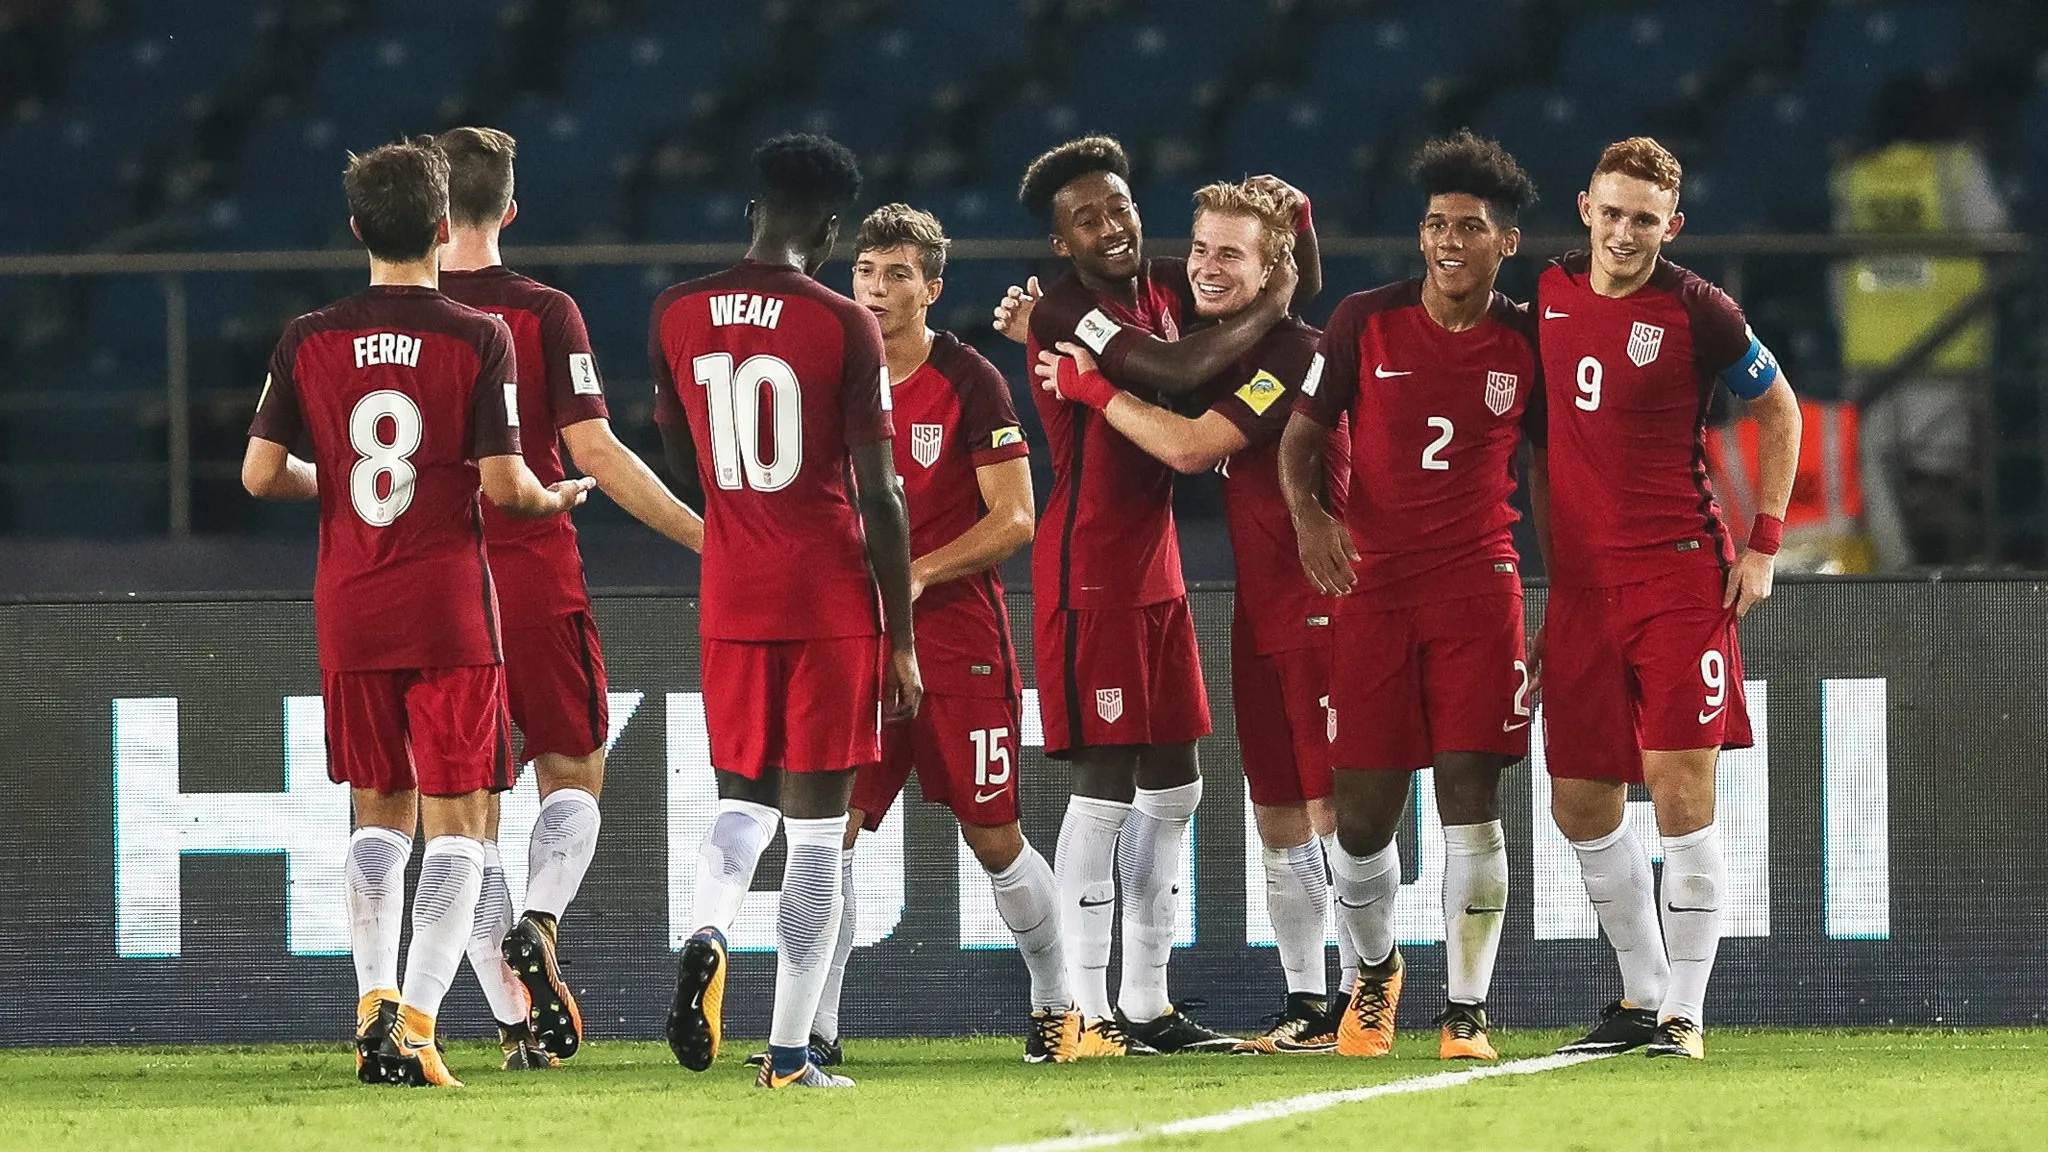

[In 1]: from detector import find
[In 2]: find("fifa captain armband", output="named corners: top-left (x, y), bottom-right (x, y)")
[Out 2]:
top-left (1720, 327), bottom-right (1781, 400)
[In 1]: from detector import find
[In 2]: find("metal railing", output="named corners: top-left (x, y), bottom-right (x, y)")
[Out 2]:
top-left (0, 231), bottom-right (2036, 541)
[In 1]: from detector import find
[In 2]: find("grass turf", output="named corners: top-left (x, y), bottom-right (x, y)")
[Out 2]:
top-left (4, 1028), bottom-right (2041, 1151)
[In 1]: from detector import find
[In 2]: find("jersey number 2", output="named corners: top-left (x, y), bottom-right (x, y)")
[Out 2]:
top-left (349, 389), bottom-right (421, 526)
top-left (692, 352), bottom-right (803, 492)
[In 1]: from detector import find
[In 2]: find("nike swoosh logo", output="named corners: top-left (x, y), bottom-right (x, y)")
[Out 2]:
top-left (1078, 896), bottom-right (1115, 908)
top-left (1697, 707), bottom-right (1725, 724)
top-left (1543, 307), bottom-right (1569, 319)
top-left (1374, 365), bottom-right (1412, 378)
top-left (1502, 719), bottom-right (1529, 732)
top-left (1666, 904), bottom-right (1717, 914)
top-left (973, 788), bottom-right (1008, 804)
top-left (1463, 905), bottom-right (1507, 915)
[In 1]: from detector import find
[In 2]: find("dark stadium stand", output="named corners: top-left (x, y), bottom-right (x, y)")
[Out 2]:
top-left (0, 0), bottom-right (2042, 545)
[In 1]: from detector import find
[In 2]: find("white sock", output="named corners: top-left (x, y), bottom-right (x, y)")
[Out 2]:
top-left (1330, 840), bottom-right (1399, 969)
top-left (989, 842), bottom-right (1069, 1012)
top-left (400, 835), bottom-right (485, 1021)
top-left (1658, 823), bottom-right (1724, 1025)
top-left (1442, 821), bottom-right (1508, 1005)
top-left (1054, 795), bottom-right (1128, 1020)
top-left (1571, 816), bottom-right (1670, 1009)
top-left (690, 798), bottom-right (780, 933)
top-left (467, 839), bottom-right (528, 1025)
top-left (811, 847), bottom-right (857, 1043)
top-left (1263, 838), bottom-right (1329, 998)
top-left (525, 787), bottom-right (600, 921)
top-left (1115, 779), bottom-right (1201, 1022)
top-left (1324, 832), bottom-right (1359, 991)
top-left (769, 816), bottom-right (844, 1050)
top-left (345, 826), bottom-right (411, 995)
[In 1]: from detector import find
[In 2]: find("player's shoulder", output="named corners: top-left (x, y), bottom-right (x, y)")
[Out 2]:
top-left (1260, 315), bottom-right (1323, 360)
top-left (1330, 279), bottom-right (1424, 327)
top-left (1486, 291), bottom-right (1538, 340)
top-left (927, 329), bottom-right (1004, 387)
top-left (1649, 256), bottom-right (1745, 328)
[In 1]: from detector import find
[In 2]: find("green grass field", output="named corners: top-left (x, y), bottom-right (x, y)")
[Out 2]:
top-left (7, 1028), bottom-right (2042, 1151)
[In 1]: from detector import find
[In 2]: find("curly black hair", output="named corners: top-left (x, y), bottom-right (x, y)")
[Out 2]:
top-left (1018, 134), bottom-right (1131, 220)
top-left (1410, 130), bottom-right (1538, 227)
top-left (753, 132), bottom-right (862, 211)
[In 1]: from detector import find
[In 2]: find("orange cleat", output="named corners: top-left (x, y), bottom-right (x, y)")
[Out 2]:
top-left (1336, 948), bottom-right (1404, 1057)
top-left (1436, 1002), bottom-right (1499, 1060)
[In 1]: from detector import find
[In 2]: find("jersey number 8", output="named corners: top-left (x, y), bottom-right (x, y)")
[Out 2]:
top-left (692, 352), bottom-right (804, 492)
top-left (349, 389), bottom-right (422, 527)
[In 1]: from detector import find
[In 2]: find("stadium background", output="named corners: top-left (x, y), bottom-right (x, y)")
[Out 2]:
top-left (1, 0), bottom-right (2046, 1043)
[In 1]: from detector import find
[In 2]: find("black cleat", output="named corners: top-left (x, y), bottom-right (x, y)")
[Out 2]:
top-left (354, 992), bottom-right (400, 1084)
top-left (1233, 993), bottom-right (1336, 1053)
top-left (503, 912), bottom-right (582, 1060)
top-left (665, 927), bottom-right (727, 1072)
top-left (499, 1021), bottom-right (559, 1070)
top-left (1116, 1003), bottom-right (1239, 1054)
top-left (1644, 1016), bottom-right (1705, 1059)
top-left (745, 1033), bottom-right (843, 1069)
top-left (1556, 999), bottom-right (1659, 1055)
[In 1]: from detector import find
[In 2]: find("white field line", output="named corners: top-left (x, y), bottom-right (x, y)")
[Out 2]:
top-left (986, 1052), bottom-right (1614, 1152)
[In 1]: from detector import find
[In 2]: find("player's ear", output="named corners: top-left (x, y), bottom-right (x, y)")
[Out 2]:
top-left (1501, 226), bottom-right (1521, 259)
top-left (434, 215), bottom-right (451, 245)
top-left (1049, 232), bottom-right (1068, 258)
top-left (1577, 190), bottom-right (1593, 227)
top-left (1665, 210), bottom-right (1686, 242)
top-left (925, 275), bottom-right (943, 307)
top-left (501, 200), bottom-right (518, 229)
top-left (349, 216), bottom-right (362, 244)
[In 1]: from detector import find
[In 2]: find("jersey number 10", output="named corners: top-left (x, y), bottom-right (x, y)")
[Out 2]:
top-left (692, 352), bottom-right (804, 492)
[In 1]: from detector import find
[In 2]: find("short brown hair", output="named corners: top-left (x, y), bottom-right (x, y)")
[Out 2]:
top-left (853, 203), bottom-right (949, 279)
top-left (343, 138), bottom-right (449, 261)
top-left (435, 126), bottom-right (516, 227)
top-left (1019, 134), bottom-right (1130, 219)
top-left (1593, 136), bottom-right (1683, 192)
top-left (1190, 181), bottom-right (1295, 265)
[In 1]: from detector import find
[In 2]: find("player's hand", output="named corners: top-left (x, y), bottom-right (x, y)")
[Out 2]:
top-left (993, 277), bottom-right (1041, 345)
top-left (1035, 340), bottom-right (1100, 392)
top-left (1263, 250), bottom-right (1300, 309)
top-left (883, 643), bottom-right (923, 724)
top-left (548, 476), bottom-right (596, 512)
top-left (1246, 173), bottom-right (1306, 220)
top-left (1526, 624), bottom-right (1545, 701)
top-left (908, 557), bottom-right (932, 603)
top-left (1724, 549), bottom-right (1776, 617)
top-left (1293, 505), bottom-right (1358, 597)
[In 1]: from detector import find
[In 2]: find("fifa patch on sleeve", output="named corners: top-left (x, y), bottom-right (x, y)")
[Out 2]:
top-left (991, 425), bottom-right (1023, 449)
top-left (1074, 308), bottom-right (1121, 356)
top-left (503, 382), bottom-right (521, 427)
top-left (1721, 326), bottom-right (1780, 400)
top-left (1300, 353), bottom-right (1325, 397)
top-left (569, 353), bottom-right (601, 395)
top-left (1235, 370), bottom-right (1286, 415)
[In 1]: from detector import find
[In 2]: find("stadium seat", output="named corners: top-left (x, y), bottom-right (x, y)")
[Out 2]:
top-left (1803, 3), bottom-right (1965, 114)
top-left (1470, 86), bottom-right (1642, 231)
top-left (1555, 5), bottom-right (1747, 106)
top-left (227, 115), bottom-right (352, 249)
top-left (563, 31), bottom-right (701, 142)
top-left (0, 106), bottom-right (130, 252)
top-left (1060, 22), bottom-right (1217, 144)
top-left (314, 34), bottom-right (477, 153)
top-left (496, 100), bottom-right (634, 244)
top-left (1704, 81), bottom-right (1833, 233)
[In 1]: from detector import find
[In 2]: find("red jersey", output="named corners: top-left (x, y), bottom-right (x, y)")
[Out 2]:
top-left (1531, 253), bottom-right (1755, 588)
top-left (1296, 281), bottom-right (1538, 610)
top-left (248, 285), bottom-right (520, 671)
top-left (440, 266), bottom-right (609, 624)
top-left (1028, 257), bottom-right (1195, 611)
top-left (650, 260), bottom-right (892, 641)
top-left (892, 330), bottom-right (1030, 698)
top-left (1205, 318), bottom-right (1351, 654)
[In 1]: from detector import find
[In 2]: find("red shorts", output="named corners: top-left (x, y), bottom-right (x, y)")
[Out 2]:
top-left (1232, 618), bottom-right (1333, 807)
top-left (1542, 570), bottom-right (1754, 784)
top-left (702, 634), bottom-right (883, 778)
top-left (322, 664), bottom-right (514, 796)
top-left (502, 610), bottom-right (608, 762)
top-left (1328, 592), bottom-right (1530, 771)
top-left (1034, 598), bottom-right (1211, 757)
top-left (851, 692), bottom-right (1022, 830)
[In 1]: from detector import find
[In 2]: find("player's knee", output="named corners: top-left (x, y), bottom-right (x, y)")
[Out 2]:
top-left (536, 749), bottom-right (604, 798)
top-left (1252, 802), bottom-right (1313, 848)
top-left (963, 821), bottom-right (1024, 872)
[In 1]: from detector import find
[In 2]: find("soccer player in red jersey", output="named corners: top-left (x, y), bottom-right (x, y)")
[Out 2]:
top-left (1006, 136), bottom-right (1304, 1055)
top-left (1037, 178), bottom-right (1349, 1054)
top-left (241, 139), bottom-right (592, 1088)
top-left (1533, 138), bottom-right (1800, 1061)
top-left (800, 204), bottom-right (1071, 1064)
top-left (650, 135), bottom-right (919, 1091)
top-left (1281, 133), bottom-right (1541, 1062)
top-left (434, 126), bottom-right (705, 1071)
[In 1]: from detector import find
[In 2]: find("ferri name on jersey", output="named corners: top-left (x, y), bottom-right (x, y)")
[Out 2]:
top-left (352, 332), bottom-right (421, 368)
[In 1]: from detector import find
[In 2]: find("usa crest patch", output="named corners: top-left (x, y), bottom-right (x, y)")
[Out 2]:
top-left (1096, 688), bottom-right (1124, 724)
top-left (910, 423), bottom-right (943, 468)
top-left (1485, 371), bottom-right (1518, 416)
top-left (1627, 321), bottom-right (1664, 367)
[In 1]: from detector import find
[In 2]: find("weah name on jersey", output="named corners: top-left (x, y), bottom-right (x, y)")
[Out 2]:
top-left (708, 292), bottom-right (785, 329)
